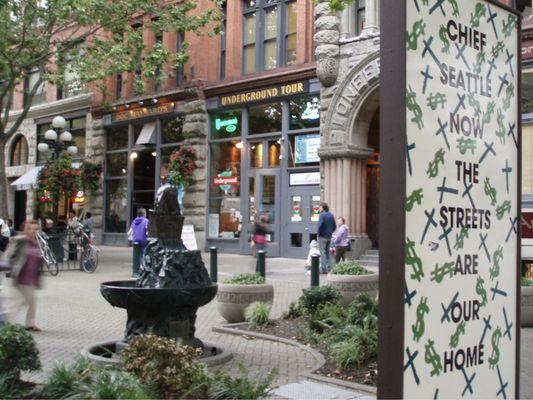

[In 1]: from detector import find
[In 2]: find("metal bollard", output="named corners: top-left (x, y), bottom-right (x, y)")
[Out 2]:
top-left (311, 254), bottom-right (320, 287)
top-left (256, 250), bottom-right (266, 278)
top-left (132, 242), bottom-right (142, 277)
top-left (210, 246), bottom-right (218, 283)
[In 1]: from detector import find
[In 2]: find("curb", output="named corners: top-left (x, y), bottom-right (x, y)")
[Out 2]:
top-left (212, 323), bottom-right (376, 396)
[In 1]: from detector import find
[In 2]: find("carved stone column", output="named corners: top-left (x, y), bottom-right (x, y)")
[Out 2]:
top-left (363, 0), bottom-right (379, 34)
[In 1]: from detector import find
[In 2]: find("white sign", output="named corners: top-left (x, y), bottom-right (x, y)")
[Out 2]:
top-left (182, 224), bottom-right (198, 250)
top-left (404, 1), bottom-right (518, 398)
top-left (290, 171), bottom-right (320, 186)
top-left (295, 134), bottom-right (320, 163)
top-left (208, 214), bottom-right (220, 239)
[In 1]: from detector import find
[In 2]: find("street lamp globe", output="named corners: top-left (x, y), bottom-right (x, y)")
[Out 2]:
top-left (67, 146), bottom-right (78, 156)
top-left (44, 129), bottom-right (58, 141)
top-left (52, 115), bottom-right (66, 129)
top-left (60, 130), bottom-right (72, 142)
top-left (37, 143), bottom-right (49, 153)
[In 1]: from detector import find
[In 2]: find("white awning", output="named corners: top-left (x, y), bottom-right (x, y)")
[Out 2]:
top-left (135, 122), bottom-right (157, 145)
top-left (10, 166), bottom-right (44, 190)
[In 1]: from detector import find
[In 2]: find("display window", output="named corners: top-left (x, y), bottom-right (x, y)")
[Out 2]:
top-left (249, 102), bottom-right (282, 134)
top-left (289, 95), bottom-right (320, 130)
top-left (210, 110), bottom-right (241, 139)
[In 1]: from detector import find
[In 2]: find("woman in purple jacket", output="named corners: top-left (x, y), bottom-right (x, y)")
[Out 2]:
top-left (333, 217), bottom-right (350, 263)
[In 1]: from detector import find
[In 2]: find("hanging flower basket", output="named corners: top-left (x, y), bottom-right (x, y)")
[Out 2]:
top-left (166, 147), bottom-right (197, 189)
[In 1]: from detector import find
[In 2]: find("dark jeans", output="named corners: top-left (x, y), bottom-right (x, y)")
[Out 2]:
top-left (318, 236), bottom-right (333, 273)
top-left (335, 246), bottom-right (349, 263)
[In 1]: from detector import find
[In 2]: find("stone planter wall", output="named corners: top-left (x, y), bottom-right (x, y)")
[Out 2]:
top-left (326, 273), bottom-right (378, 307)
top-left (216, 283), bottom-right (274, 323)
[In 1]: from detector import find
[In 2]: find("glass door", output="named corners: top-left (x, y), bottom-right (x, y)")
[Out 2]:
top-left (131, 150), bottom-right (156, 220)
top-left (248, 169), bottom-right (281, 257)
top-left (284, 186), bottom-right (320, 258)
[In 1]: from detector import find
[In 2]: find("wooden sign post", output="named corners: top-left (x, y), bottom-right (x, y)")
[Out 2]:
top-left (378, 1), bottom-right (521, 398)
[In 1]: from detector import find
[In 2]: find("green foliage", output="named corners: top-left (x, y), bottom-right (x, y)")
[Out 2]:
top-left (0, 373), bottom-right (24, 399)
top-left (67, 368), bottom-right (154, 400)
top-left (245, 302), bottom-right (270, 327)
top-left (327, 326), bottom-right (378, 370)
top-left (298, 285), bottom-right (341, 313)
top-left (211, 363), bottom-right (277, 400)
top-left (121, 334), bottom-right (210, 399)
top-left (308, 303), bottom-right (345, 333)
top-left (223, 273), bottom-right (266, 285)
top-left (80, 161), bottom-right (103, 196)
top-left (284, 301), bottom-right (303, 319)
top-left (330, 260), bottom-right (371, 276)
top-left (313, 0), bottom-right (357, 12)
top-left (0, 323), bottom-right (41, 380)
top-left (345, 293), bottom-right (378, 326)
top-left (41, 357), bottom-right (96, 398)
top-left (522, 277), bottom-right (533, 287)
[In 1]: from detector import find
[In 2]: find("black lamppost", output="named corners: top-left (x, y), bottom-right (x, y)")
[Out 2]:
top-left (37, 115), bottom-right (78, 160)
top-left (37, 115), bottom-right (78, 231)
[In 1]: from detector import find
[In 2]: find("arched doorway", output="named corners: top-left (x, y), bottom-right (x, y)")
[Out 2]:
top-left (366, 108), bottom-right (380, 248)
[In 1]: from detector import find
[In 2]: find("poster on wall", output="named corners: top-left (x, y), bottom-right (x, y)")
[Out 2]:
top-left (404, 1), bottom-right (519, 398)
top-left (379, 1), bottom-right (520, 398)
top-left (295, 134), bottom-right (320, 164)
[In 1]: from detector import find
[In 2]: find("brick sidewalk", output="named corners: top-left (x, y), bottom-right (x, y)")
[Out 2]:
top-left (2, 246), bottom-right (316, 387)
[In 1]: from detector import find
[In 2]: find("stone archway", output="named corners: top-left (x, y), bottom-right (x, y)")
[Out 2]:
top-left (319, 50), bottom-right (380, 256)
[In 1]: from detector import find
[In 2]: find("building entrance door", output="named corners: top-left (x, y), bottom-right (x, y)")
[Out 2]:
top-left (131, 150), bottom-right (156, 220)
top-left (246, 169), bottom-right (281, 257)
top-left (14, 190), bottom-right (27, 231)
top-left (284, 186), bottom-right (320, 258)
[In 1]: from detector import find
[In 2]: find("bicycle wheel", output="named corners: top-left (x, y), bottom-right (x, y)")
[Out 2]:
top-left (80, 245), bottom-right (99, 273)
top-left (43, 246), bottom-right (59, 276)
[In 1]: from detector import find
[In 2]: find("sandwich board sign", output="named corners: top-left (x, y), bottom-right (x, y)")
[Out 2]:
top-left (379, 1), bottom-right (521, 398)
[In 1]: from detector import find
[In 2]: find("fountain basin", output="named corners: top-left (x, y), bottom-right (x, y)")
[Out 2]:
top-left (101, 280), bottom-right (218, 310)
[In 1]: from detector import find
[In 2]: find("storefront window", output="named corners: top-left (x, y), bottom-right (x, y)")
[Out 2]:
top-left (268, 140), bottom-right (281, 167)
top-left (106, 153), bottom-right (128, 177)
top-left (70, 117), bottom-right (86, 157)
top-left (523, 71), bottom-right (533, 114)
top-left (208, 141), bottom-right (242, 238)
top-left (210, 110), bottom-right (242, 139)
top-left (106, 125), bottom-right (128, 151)
top-left (161, 116), bottom-right (184, 144)
top-left (289, 133), bottom-right (320, 167)
top-left (290, 95), bottom-right (320, 130)
top-left (250, 142), bottom-right (263, 168)
top-left (249, 102), bottom-right (282, 134)
top-left (105, 179), bottom-right (128, 233)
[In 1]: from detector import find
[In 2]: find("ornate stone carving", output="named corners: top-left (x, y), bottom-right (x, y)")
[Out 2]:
top-left (314, 1), bottom-right (340, 87)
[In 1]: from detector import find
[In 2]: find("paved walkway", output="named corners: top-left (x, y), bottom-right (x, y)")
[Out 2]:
top-left (2, 246), bottom-right (533, 397)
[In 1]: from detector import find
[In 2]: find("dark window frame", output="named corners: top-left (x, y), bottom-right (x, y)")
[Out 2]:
top-left (220, 2), bottom-right (227, 80)
top-left (242, 0), bottom-right (295, 75)
top-left (10, 135), bottom-right (29, 166)
top-left (356, 1), bottom-right (366, 36)
top-left (23, 69), bottom-right (46, 107)
top-left (176, 32), bottom-right (185, 87)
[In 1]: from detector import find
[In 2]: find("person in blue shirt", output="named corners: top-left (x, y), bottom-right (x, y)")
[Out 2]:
top-left (317, 202), bottom-right (336, 273)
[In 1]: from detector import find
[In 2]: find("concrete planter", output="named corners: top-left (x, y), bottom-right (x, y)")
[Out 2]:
top-left (326, 273), bottom-right (379, 307)
top-left (521, 285), bottom-right (533, 327)
top-left (216, 283), bottom-right (274, 323)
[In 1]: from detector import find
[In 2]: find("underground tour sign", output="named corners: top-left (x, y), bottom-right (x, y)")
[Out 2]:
top-left (379, 1), bottom-right (520, 399)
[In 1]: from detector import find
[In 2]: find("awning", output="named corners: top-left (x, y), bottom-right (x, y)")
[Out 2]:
top-left (10, 166), bottom-right (44, 190)
top-left (135, 122), bottom-right (157, 145)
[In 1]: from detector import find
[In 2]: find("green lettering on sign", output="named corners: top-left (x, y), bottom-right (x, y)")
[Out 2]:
top-left (215, 117), bottom-right (238, 133)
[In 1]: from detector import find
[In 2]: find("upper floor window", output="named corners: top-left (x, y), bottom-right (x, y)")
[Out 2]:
top-left (220, 2), bottom-right (227, 79)
top-left (176, 33), bottom-right (185, 87)
top-left (243, 0), bottom-right (297, 74)
top-left (24, 70), bottom-right (46, 107)
top-left (10, 135), bottom-right (28, 166)
top-left (57, 61), bottom-right (85, 100)
top-left (355, 1), bottom-right (366, 36)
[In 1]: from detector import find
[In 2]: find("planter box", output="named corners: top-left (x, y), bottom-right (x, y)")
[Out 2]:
top-left (521, 286), bottom-right (533, 327)
top-left (326, 273), bottom-right (379, 307)
top-left (216, 283), bottom-right (274, 323)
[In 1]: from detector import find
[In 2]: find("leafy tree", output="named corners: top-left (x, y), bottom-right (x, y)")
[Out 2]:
top-left (0, 0), bottom-right (222, 216)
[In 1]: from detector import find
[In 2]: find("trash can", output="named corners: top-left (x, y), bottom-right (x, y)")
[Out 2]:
top-left (47, 234), bottom-right (64, 263)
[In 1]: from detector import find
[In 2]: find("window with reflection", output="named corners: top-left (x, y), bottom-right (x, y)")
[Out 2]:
top-left (523, 71), bottom-right (533, 114)
top-left (250, 142), bottom-right (264, 168)
top-left (289, 133), bottom-right (320, 167)
top-left (356, 1), bottom-right (366, 35)
top-left (286, 1), bottom-right (297, 65)
top-left (249, 102), bottom-right (282, 134)
top-left (24, 70), bottom-right (46, 107)
top-left (268, 140), bottom-right (281, 167)
top-left (105, 179), bottom-right (128, 233)
top-left (264, 6), bottom-right (278, 69)
top-left (210, 110), bottom-right (242, 139)
top-left (106, 153), bottom-right (128, 177)
top-left (290, 95), bottom-right (320, 130)
top-left (208, 141), bottom-right (242, 238)
top-left (161, 116), bottom-right (184, 144)
top-left (106, 125), bottom-right (129, 151)
top-left (243, 12), bottom-right (257, 74)
top-left (11, 135), bottom-right (28, 166)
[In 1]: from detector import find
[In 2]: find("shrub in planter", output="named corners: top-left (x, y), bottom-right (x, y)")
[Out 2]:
top-left (0, 323), bottom-right (41, 381)
top-left (245, 302), bottom-right (271, 327)
top-left (298, 285), bottom-right (341, 313)
top-left (216, 274), bottom-right (274, 323)
top-left (327, 260), bottom-right (378, 307)
top-left (308, 302), bottom-right (345, 333)
top-left (41, 357), bottom-right (95, 398)
top-left (211, 363), bottom-right (277, 400)
top-left (121, 335), bottom-right (210, 399)
top-left (521, 277), bottom-right (533, 327)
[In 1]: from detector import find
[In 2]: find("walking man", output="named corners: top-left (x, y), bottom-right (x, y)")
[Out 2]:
top-left (317, 202), bottom-right (336, 273)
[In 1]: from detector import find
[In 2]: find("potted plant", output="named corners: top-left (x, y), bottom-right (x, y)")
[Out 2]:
top-left (326, 260), bottom-right (378, 307)
top-left (216, 274), bottom-right (274, 323)
top-left (521, 277), bottom-right (533, 327)
top-left (165, 147), bottom-right (197, 207)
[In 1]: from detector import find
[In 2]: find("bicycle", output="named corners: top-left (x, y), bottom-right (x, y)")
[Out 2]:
top-left (36, 231), bottom-right (59, 276)
top-left (65, 223), bottom-right (99, 273)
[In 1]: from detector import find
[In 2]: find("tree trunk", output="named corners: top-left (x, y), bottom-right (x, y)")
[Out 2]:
top-left (0, 133), bottom-right (8, 218)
